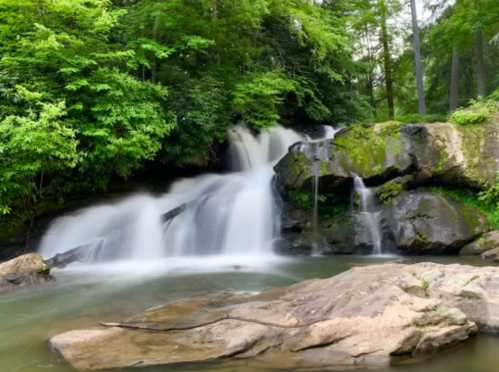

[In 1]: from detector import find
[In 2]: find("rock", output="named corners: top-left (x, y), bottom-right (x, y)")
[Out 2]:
top-left (482, 248), bottom-right (499, 262)
top-left (274, 120), bottom-right (499, 195)
top-left (405, 119), bottom-right (499, 188)
top-left (387, 191), bottom-right (488, 254)
top-left (461, 231), bottom-right (499, 255)
top-left (0, 253), bottom-right (53, 293)
top-left (49, 262), bottom-right (499, 371)
top-left (274, 122), bottom-right (414, 193)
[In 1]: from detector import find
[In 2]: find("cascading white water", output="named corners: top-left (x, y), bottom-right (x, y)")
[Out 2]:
top-left (39, 125), bottom-right (304, 263)
top-left (353, 176), bottom-right (383, 255)
top-left (306, 128), bottom-right (340, 231)
top-left (298, 127), bottom-right (340, 254)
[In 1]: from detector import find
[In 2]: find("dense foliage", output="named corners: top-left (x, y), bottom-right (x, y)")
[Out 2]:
top-left (0, 0), bottom-right (363, 223)
top-left (0, 0), bottom-right (498, 237)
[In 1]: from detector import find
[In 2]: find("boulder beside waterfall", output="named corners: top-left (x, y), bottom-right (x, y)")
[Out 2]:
top-left (49, 262), bottom-right (499, 370)
top-left (274, 118), bottom-right (499, 255)
top-left (0, 253), bottom-right (53, 293)
top-left (386, 191), bottom-right (488, 254)
top-left (275, 119), bottom-right (499, 191)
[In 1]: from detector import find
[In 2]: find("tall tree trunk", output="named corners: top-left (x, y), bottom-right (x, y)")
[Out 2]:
top-left (364, 25), bottom-right (376, 108)
top-left (379, 0), bottom-right (394, 119)
top-left (474, 29), bottom-right (486, 98)
top-left (151, 15), bottom-right (160, 84)
top-left (212, 0), bottom-right (221, 65)
top-left (449, 47), bottom-right (460, 112)
top-left (410, 0), bottom-right (426, 115)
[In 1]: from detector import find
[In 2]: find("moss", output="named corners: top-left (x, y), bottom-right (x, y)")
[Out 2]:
top-left (289, 189), bottom-right (313, 210)
top-left (333, 122), bottom-right (403, 177)
top-left (421, 280), bottom-right (430, 297)
top-left (377, 181), bottom-right (404, 203)
top-left (289, 152), bottom-right (311, 180)
top-left (430, 186), bottom-right (499, 230)
top-left (320, 161), bottom-right (329, 176)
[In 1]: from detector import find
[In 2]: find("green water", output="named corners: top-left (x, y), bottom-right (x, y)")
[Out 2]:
top-left (1, 255), bottom-right (498, 372)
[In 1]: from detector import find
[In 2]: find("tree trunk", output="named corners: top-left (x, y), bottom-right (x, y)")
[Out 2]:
top-left (379, 0), bottom-right (394, 119)
top-left (449, 47), bottom-right (460, 112)
top-left (410, 0), bottom-right (426, 115)
top-left (364, 25), bottom-right (376, 108)
top-left (151, 15), bottom-right (160, 84)
top-left (474, 29), bottom-right (486, 98)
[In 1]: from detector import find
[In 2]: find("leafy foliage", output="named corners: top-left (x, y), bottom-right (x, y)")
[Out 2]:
top-left (451, 98), bottom-right (498, 125)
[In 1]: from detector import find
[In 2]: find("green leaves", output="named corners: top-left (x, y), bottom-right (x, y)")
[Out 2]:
top-left (0, 0), bottom-right (175, 217)
top-left (0, 93), bottom-right (78, 214)
top-left (233, 72), bottom-right (297, 129)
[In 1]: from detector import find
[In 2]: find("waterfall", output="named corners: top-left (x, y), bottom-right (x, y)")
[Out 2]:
top-left (39, 125), bottom-right (304, 262)
top-left (353, 176), bottom-right (383, 255)
top-left (302, 127), bottom-right (340, 254)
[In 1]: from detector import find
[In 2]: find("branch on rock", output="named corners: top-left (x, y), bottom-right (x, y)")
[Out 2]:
top-left (161, 203), bottom-right (188, 224)
top-left (99, 316), bottom-right (328, 332)
top-left (44, 239), bottom-right (104, 269)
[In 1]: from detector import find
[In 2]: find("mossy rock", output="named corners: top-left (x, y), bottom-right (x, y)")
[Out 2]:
top-left (387, 190), bottom-right (489, 255)
top-left (274, 122), bottom-right (415, 194)
top-left (404, 118), bottom-right (499, 188)
top-left (333, 122), bottom-right (413, 180)
top-left (460, 231), bottom-right (499, 255)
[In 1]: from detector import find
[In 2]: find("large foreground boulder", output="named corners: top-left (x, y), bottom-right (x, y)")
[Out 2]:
top-left (49, 262), bottom-right (499, 370)
top-left (387, 191), bottom-right (488, 254)
top-left (0, 253), bottom-right (53, 293)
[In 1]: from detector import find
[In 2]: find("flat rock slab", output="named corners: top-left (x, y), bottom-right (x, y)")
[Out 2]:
top-left (50, 262), bottom-right (499, 370)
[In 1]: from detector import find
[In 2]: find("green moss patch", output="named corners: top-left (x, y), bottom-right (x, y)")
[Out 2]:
top-left (333, 122), bottom-right (404, 178)
top-left (430, 186), bottom-right (499, 230)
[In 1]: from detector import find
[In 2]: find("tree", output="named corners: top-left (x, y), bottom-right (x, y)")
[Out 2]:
top-left (449, 47), bottom-right (460, 111)
top-left (379, 0), bottom-right (395, 119)
top-left (410, 0), bottom-right (426, 114)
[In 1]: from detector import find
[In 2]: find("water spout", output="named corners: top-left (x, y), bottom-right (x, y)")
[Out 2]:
top-left (304, 126), bottom-right (340, 254)
top-left (353, 176), bottom-right (383, 255)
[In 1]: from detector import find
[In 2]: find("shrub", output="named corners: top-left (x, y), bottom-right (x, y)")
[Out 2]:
top-left (450, 99), bottom-right (497, 126)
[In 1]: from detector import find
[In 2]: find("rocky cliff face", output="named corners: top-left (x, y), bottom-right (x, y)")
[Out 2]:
top-left (274, 118), bottom-right (499, 255)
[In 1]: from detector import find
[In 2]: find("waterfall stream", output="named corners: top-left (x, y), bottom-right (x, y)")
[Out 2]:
top-left (301, 127), bottom-right (340, 254)
top-left (39, 125), bottom-right (305, 263)
top-left (353, 176), bottom-right (383, 255)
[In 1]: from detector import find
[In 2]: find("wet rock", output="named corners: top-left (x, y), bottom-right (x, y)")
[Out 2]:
top-left (461, 231), bottom-right (499, 256)
top-left (49, 262), bottom-right (499, 370)
top-left (0, 253), bottom-right (53, 293)
top-left (386, 191), bottom-right (488, 254)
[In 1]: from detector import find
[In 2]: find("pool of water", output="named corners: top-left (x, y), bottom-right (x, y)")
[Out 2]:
top-left (1, 254), bottom-right (498, 372)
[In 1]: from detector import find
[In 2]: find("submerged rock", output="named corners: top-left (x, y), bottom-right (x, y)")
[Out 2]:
top-left (49, 262), bottom-right (499, 370)
top-left (386, 191), bottom-right (488, 254)
top-left (0, 253), bottom-right (53, 293)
